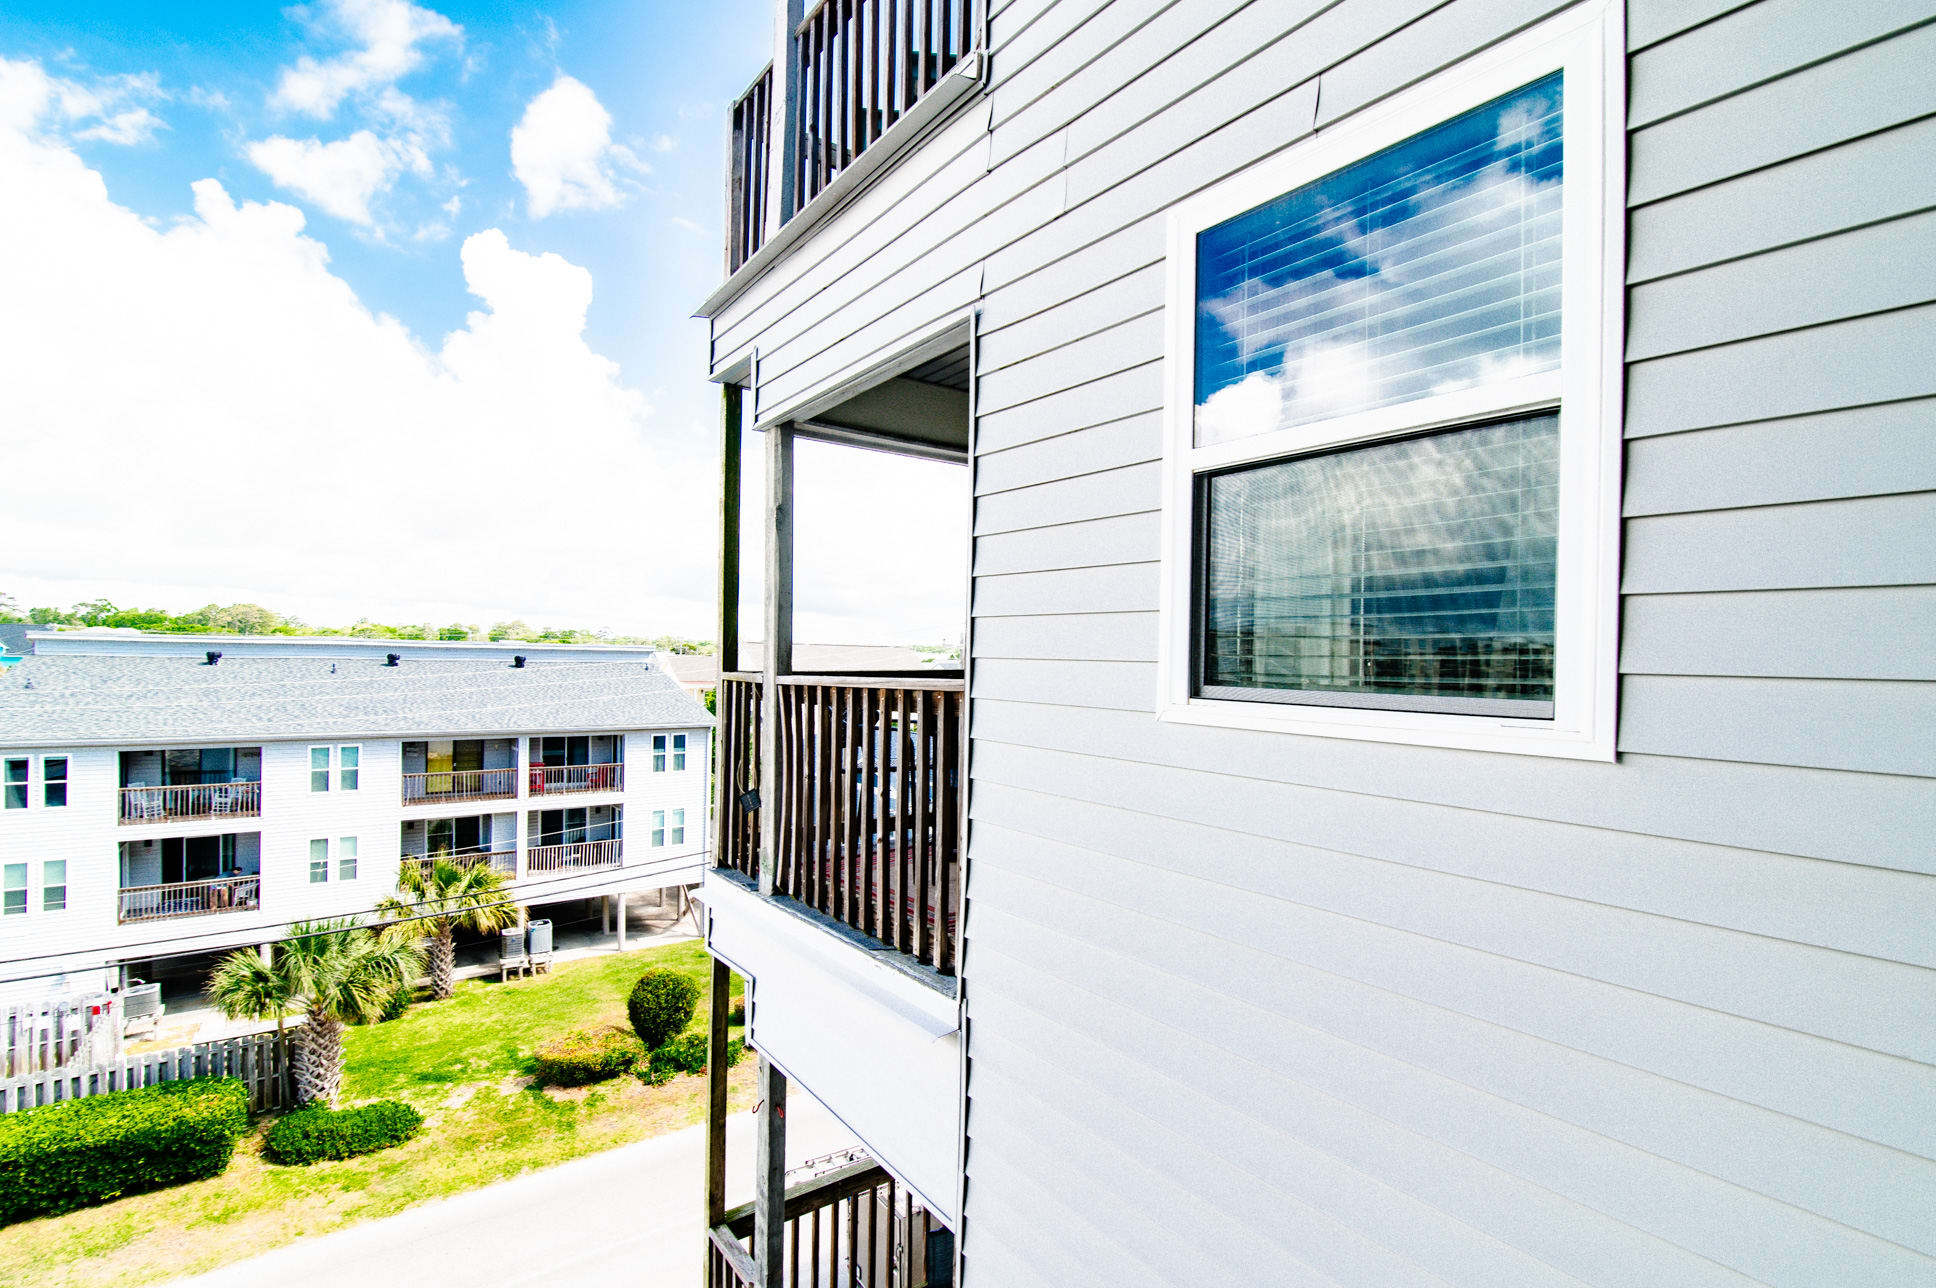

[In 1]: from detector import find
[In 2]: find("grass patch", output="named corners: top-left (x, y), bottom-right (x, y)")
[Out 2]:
top-left (0, 941), bottom-right (747, 1288)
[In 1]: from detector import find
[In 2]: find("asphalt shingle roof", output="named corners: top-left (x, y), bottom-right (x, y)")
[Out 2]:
top-left (0, 654), bottom-right (713, 747)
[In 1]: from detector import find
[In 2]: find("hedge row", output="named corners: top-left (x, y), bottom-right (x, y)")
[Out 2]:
top-left (0, 1078), bottom-right (250, 1225)
top-left (265, 1100), bottom-right (423, 1165)
top-left (532, 1029), bottom-right (644, 1087)
top-left (641, 1033), bottom-right (747, 1086)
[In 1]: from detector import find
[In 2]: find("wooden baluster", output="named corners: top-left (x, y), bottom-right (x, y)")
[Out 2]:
top-left (914, 688), bottom-right (933, 967)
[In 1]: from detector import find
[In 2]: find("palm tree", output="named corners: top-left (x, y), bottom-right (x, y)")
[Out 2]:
top-left (378, 858), bottom-right (521, 1000)
top-left (207, 919), bottom-right (422, 1105)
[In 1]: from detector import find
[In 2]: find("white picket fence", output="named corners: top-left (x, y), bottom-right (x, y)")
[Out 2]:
top-left (3, 993), bottom-right (124, 1079)
top-left (0, 1028), bottom-right (295, 1115)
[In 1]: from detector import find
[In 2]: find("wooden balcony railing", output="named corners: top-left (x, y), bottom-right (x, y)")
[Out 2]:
top-left (725, 1), bottom-right (981, 276)
top-left (529, 763), bottom-right (624, 796)
top-left (719, 675), bottom-right (963, 975)
top-left (728, 64), bottom-right (773, 273)
top-left (797, 0), bottom-right (980, 205)
top-left (118, 876), bottom-right (261, 924)
top-left (118, 781), bottom-right (261, 824)
top-left (401, 768), bottom-right (517, 804)
top-left (526, 839), bottom-right (622, 873)
top-left (717, 673), bottom-right (764, 882)
top-left (407, 849), bottom-right (516, 880)
top-left (708, 1158), bottom-right (945, 1288)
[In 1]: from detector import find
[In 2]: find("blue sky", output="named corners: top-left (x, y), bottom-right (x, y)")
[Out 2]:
top-left (0, 1), bottom-right (969, 646)
top-left (0, 0), bottom-right (769, 402)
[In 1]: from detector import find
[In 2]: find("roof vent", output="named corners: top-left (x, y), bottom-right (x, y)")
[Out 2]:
top-left (204, 651), bottom-right (222, 666)
top-left (385, 653), bottom-right (401, 667)
top-left (512, 655), bottom-right (527, 669)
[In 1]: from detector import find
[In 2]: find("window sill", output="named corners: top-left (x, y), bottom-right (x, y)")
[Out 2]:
top-left (1156, 692), bottom-right (1615, 762)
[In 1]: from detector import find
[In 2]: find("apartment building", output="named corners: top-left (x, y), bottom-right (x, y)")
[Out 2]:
top-left (693, 2), bottom-right (1936, 1286)
top-left (0, 634), bottom-right (713, 1007)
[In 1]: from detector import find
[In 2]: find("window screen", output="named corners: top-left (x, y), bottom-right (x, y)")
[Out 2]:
top-left (1198, 414), bottom-right (1558, 715)
top-left (1194, 73), bottom-right (1562, 446)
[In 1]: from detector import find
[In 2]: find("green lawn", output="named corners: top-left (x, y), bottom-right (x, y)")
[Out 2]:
top-left (0, 940), bottom-right (750, 1288)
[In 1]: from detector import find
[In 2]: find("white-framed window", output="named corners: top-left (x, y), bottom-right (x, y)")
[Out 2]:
top-left (42, 860), bottom-right (65, 912)
top-left (2, 863), bottom-right (24, 915)
top-left (671, 734), bottom-right (687, 772)
top-left (42, 758), bottom-right (66, 808)
top-left (3, 759), bottom-right (26, 810)
top-left (651, 810), bottom-right (666, 847)
top-left (652, 734), bottom-right (667, 772)
top-left (1159, 3), bottom-right (1621, 761)
top-left (309, 838), bottom-right (329, 883)
top-left (338, 836), bottom-right (359, 881)
top-left (311, 745), bottom-right (360, 792)
top-left (670, 808), bottom-right (686, 846)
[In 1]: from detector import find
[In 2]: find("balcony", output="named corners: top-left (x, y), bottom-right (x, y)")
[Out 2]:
top-left (406, 848), bottom-right (517, 881)
top-left (717, 672), bottom-right (962, 976)
top-left (526, 838), bottom-right (622, 873)
top-left (119, 746), bottom-right (261, 825)
top-left (401, 767), bottom-right (517, 805)
top-left (707, 1156), bottom-right (950, 1288)
top-left (528, 762), bottom-right (624, 797)
top-left (118, 780), bottom-right (261, 825)
top-left (723, 0), bottom-right (984, 278)
top-left (118, 875), bottom-right (261, 924)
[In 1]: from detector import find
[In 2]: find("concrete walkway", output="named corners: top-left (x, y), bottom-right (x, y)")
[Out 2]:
top-left (163, 1093), bottom-right (858, 1288)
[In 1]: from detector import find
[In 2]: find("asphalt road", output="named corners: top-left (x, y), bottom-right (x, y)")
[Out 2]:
top-left (162, 1095), bottom-right (858, 1288)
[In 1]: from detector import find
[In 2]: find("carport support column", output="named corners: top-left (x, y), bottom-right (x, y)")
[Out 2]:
top-left (754, 1056), bottom-right (787, 1288)
top-left (615, 892), bottom-right (627, 950)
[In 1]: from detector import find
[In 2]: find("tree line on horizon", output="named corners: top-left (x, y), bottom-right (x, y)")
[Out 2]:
top-left (0, 592), bottom-right (714, 654)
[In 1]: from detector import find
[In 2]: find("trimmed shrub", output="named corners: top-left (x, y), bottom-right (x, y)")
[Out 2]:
top-left (264, 1099), bottom-right (423, 1165)
top-left (626, 969), bottom-right (700, 1051)
top-left (379, 983), bottom-right (414, 1023)
top-left (0, 1078), bottom-right (250, 1224)
top-left (727, 997), bottom-right (746, 1026)
top-left (532, 1028), bottom-right (644, 1087)
top-left (642, 1034), bottom-right (747, 1085)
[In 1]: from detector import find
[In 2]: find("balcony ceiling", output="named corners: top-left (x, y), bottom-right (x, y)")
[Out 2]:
top-left (795, 343), bottom-right (971, 456)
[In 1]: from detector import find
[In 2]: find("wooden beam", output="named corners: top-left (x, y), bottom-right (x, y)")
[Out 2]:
top-left (718, 382), bottom-right (743, 677)
top-left (758, 422), bottom-right (793, 898)
top-left (753, 1055), bottom-right (788, 1288)
top-left (704, 957), bottom-right (731, 1228)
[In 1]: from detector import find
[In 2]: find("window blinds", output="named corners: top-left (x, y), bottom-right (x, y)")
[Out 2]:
top-left (1194, 73), bottom-right (1564, 446)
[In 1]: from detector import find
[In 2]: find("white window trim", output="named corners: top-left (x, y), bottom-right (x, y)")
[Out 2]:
top-left (337, 744), bottom-right (361, 792)
top-left (309, 745), bottom-right (332, 793)
top-left (1157, 1), bottom-right (1624, 762)
top-left (309, 838), bottom-right (330, 883)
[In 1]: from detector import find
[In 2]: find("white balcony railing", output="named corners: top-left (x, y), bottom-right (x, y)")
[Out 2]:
top-left (118, 875), bottom-right (261, 924)
top-left (526, 839), bottom-right (622, 873)
top-left (529, 763), bottom-right (624, 796)
top-left (118, 781), bottom-right (261, 824)
top-left (401, 768), bottom-right (518, 804)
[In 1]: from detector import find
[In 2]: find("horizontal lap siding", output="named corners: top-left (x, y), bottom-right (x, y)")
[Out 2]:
top-left (705, 0), bottom-right (1936, 1282)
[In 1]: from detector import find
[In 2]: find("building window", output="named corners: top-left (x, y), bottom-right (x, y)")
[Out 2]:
top-left (1160, 6), bottom-right (1619, 759)
top-left (310, 838), bottom-right (329, 883)
top-left (2, 864), bottom-right (24, 915)
top-left (338, 745), bottom-right (360, 792)
top-left (670, 808), bottom-right (685, 846)
top-left (42, 758), bottom-right (67, 808)
top-left (3, 760), bottom-right (25, 810)
top-left (42, 861), bottom-right (65, 912)
top-left (651, 810), bottom-right (666, 847)
top-left (652, 734), bottom-right (667, 772)
top-left (338, 836), bottom-right (358, 881)
top-left (671, 734), bottom-right (687, 772)
top-left (310, 747), bottom-right (331, 793)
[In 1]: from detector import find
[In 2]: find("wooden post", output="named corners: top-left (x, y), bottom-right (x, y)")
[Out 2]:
top-left (715, 382), bottom-right (744, 884)
top-left (754, 1055), bottom-right (788, 1288)
top-left (758, 421), bottom-right (793, 899)
top-left (773, 0), bottom-right (806, 228)
top-left (704, 958), bottom-right (731, 1229)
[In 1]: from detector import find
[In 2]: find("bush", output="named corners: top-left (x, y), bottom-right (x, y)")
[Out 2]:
top-left (0, 1078), bottom-right (250, 1224)
top-left (626, 969), bottom-right (700, 1051)
top-left (642, 1034), bottom-right (747, 1086)
top-left (265, 1099), bottom-right (423, 1165)
top-left (532, 1028), bottom-right (644, 1087)
top-left (727, 997), bottom-right (746, 1026)
top-left (379, 983), bottom-right (415, 1022)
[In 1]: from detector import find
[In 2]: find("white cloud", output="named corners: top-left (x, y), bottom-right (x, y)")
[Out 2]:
top-left (271, 0), bottom-right (461, 119)
top-left (245, 129), bottom-right (430, 226)
top-left (0, 61), bottom-right (167, 145)
top-left (0, 59), bottom-right (726, 636)
top-left (510, 75), bottom-right (644, 218)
